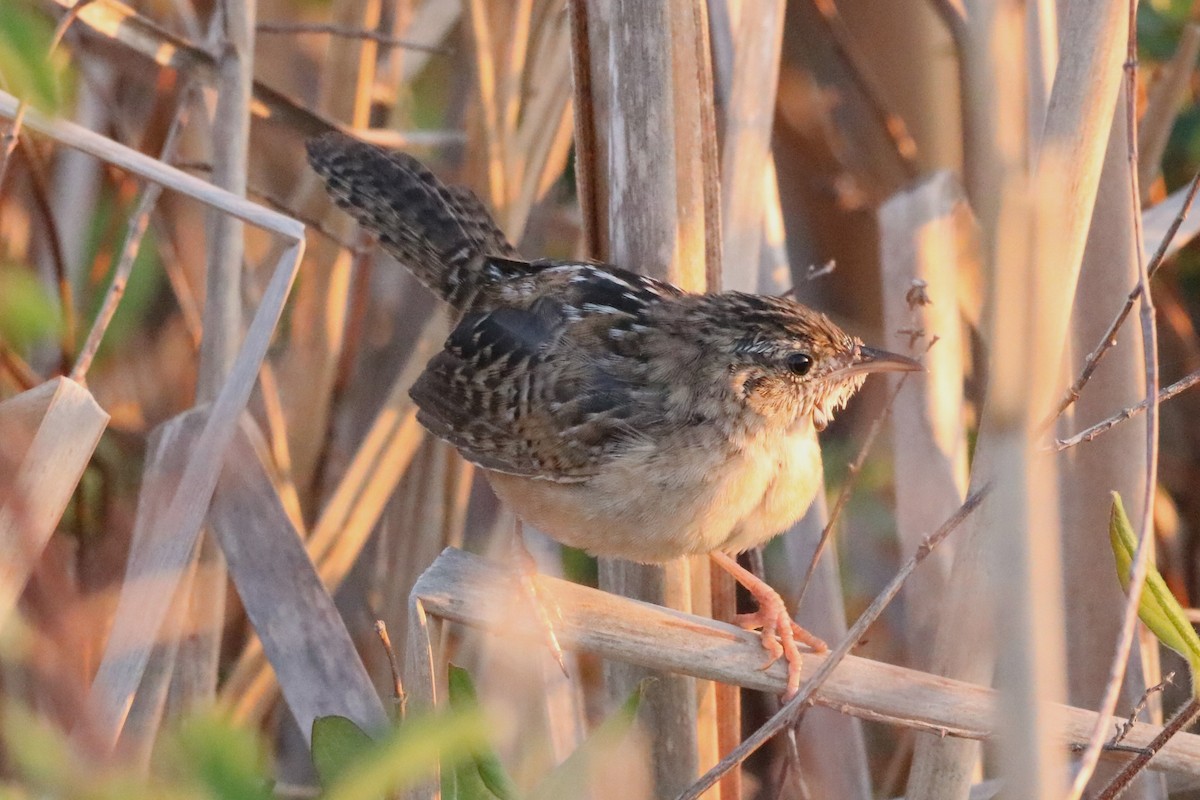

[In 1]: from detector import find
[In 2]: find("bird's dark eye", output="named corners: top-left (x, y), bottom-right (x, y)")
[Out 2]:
top-left (786, 352), bottom-right (813, 376)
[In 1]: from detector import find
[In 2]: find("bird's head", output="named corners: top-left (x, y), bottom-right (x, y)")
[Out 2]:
top-left (678, 293), bottom-right (921, 432)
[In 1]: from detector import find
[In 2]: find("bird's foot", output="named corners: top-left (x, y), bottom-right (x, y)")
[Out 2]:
top-left (733, 590), bottom-right (827, 700)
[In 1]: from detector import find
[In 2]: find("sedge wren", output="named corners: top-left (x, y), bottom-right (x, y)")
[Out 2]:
top-left (308, 133), bottom-right (920, 696)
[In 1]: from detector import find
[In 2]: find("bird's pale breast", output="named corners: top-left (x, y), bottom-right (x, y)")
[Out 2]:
top-left (485, 421), bottom-right (824, 562)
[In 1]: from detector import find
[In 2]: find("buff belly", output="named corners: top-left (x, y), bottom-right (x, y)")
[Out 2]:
top-left (484, 424), bottom-right (824, 563)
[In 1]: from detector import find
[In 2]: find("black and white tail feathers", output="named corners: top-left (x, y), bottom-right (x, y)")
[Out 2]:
top-left (306, 132), bottom-right (525, 310)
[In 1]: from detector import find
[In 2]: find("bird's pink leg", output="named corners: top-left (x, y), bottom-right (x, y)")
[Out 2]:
top-left (710, 551), bottom-right (827, 699)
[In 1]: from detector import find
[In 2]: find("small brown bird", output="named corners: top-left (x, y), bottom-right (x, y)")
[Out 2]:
top-left (307, 132), bottom-right (920, 696)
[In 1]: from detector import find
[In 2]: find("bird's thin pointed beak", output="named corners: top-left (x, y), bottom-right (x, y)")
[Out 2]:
top-left (846, 345), bottom-right (923, 376)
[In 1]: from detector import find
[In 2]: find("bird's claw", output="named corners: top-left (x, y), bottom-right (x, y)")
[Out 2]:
top-left (735, 601), bottom-right (827, 700)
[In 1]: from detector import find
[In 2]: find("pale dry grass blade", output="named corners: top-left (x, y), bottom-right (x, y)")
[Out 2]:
top-left (209, 418), bottom-right (389, 740)
top-left (508, 4), bottom-right (573, 236)
top-left (222, 315), bottom-right (445, 723)
top-left (0, 92), bottom-right (303, 239)
top-left (87, 239), bottom-right (304, 750)
top-left (404, 596), bottom-right (440, 800)
top-left (466, 0), bottom-right (508, 211)
top-left (412, 547), bottom-right (1200, 784)
top-left (0, 378), bottom-right (108, 620)
top-left (116, 414), bottom-right (206, 768)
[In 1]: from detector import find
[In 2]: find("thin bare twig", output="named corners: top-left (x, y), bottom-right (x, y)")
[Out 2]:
top-left (254, 21), bottom-right (450, 54)
top-left (70, 87), bottom-right (192, 381)
top-left (1095, 699), bottom-right (1200, 800)
top-left (1112, 673), bottom-right (1174, 747)
top-left (1045, 169), bottom-right (1200, 429)
top-left (1065, 10), bottom-right (1162, 797)
top-left (1055, 367), bottom-right (1200, 450)
top-left (677, 486), bottom-right (990, 800)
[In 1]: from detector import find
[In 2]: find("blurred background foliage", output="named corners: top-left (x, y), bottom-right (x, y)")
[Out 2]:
top-left (3, 0), bottom-right (1200, 797)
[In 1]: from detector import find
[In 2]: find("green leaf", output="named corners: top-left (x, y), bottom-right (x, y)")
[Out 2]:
top-left (312, 716), bottom-right (376, 788)
top-left (322, 710), bottom-right (490, 800)
top-left (1, 705), bottom-right (74, 792)
top-left (442, 748), bottom-right (502, 800)
top-left (529, 679), bottom-right (648, 800)
top-left (173, 713), bottom-right (273, 800)
top-left (1109, 492), bottom-right (1200, 696)
top-left (0, 3), bottom-right (72, 113)
top-left (0, 267), bottom-right (61, 354)
top-left (447, 664), bottom-right (522, 800)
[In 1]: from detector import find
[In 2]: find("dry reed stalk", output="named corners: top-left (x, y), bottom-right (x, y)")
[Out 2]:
top-left (878, 172), bottom-right (971, 662)
top-left (910, 1), bottom-right (1129, 796)
top-left (1067, 7), bottom-right (1164, 794)
top-left (408, 547), bottom-right (1200, 784)
top-left (167, 0), bottom-right (260, 720)
top-left (1058, 84), bottom-right (1163, 800)
top-left (465, 0), bottom-right (509, 211)
top-left (569, 1), bottom-right (725, 794)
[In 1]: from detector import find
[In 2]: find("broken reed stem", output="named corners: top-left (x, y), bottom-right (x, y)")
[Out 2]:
top-left (1045, 168), bottom-right (1200, 430)
top-left (1066, 10), bottom-right (1162, 797)
top-left (254, 21), bottom-right (449, 53)
top-left (1054, 367), bottom-right (1200, 450)
top-left (677, 486), bottom-right (990, 800)
top-left (374, 620), bottom-right (407, 718)
top-left (1094, 698), bottom-right (1200, 800)
top-left (70, 87), bottom-right (192, 381)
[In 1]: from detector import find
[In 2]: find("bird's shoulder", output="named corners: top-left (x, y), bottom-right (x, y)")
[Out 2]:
top-left (410, 261), bottom-right (682, 479)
